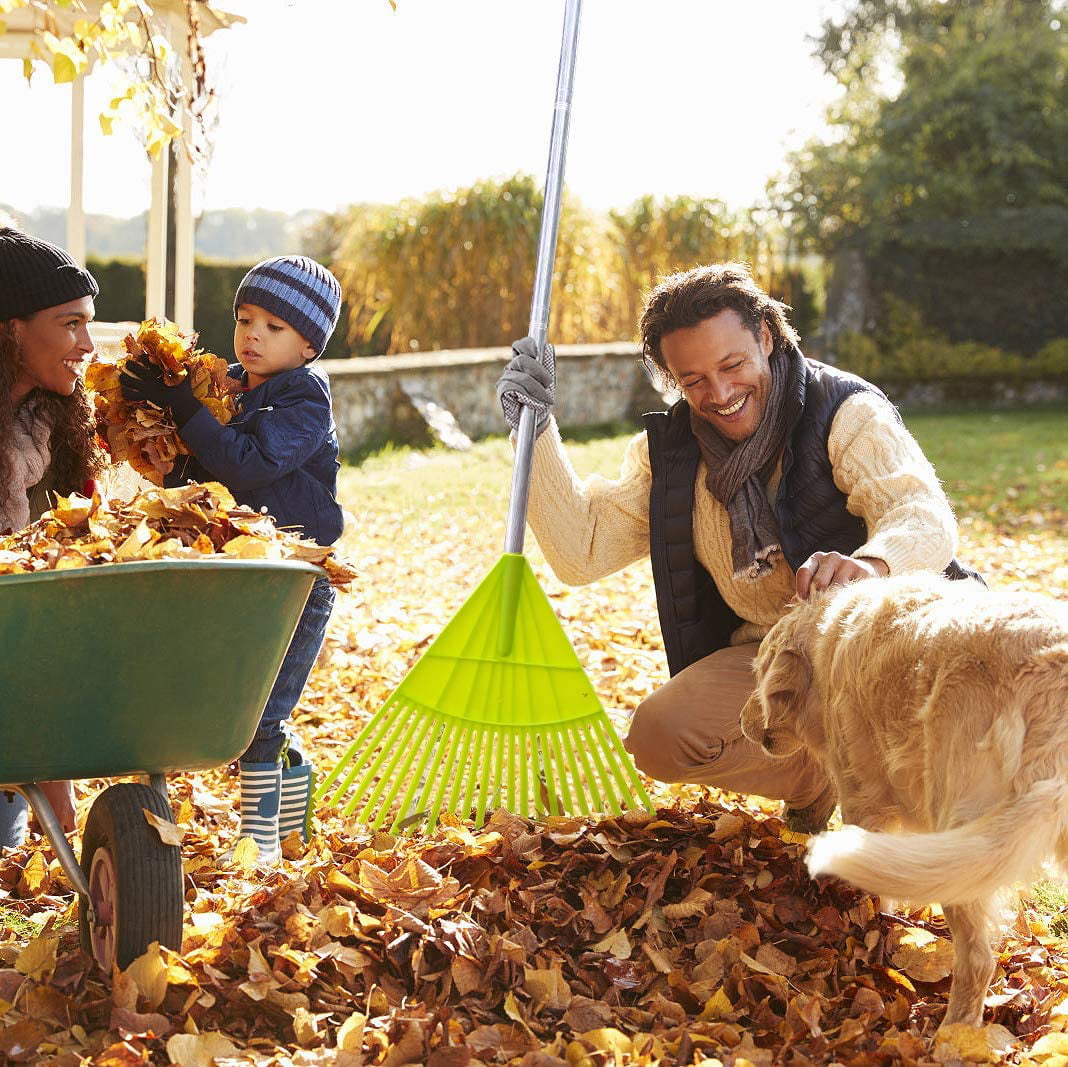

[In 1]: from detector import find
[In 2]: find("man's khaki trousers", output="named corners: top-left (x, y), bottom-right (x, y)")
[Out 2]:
top-left (623, 642), bottom-right (831, 810)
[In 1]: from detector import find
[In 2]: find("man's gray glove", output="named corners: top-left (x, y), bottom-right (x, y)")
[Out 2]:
top-left (496, 335), bottom-right (556, 436)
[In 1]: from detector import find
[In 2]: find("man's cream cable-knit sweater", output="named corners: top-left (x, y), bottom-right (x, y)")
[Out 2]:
top-left (526, 391), bottom-right (959, 645)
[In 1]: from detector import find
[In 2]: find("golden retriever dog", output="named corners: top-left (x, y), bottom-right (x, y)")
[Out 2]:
top-left (740, 573), bottom-right (1068, 1030)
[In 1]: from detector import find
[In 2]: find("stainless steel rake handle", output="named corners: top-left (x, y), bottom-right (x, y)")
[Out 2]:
top-left (504, 0), bottom-right (583, 556)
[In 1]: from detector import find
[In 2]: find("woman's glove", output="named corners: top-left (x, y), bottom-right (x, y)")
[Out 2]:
top-left (119, 360), bottom-right (201, 429)
top-left (496, 335), bottom-right (555, 436)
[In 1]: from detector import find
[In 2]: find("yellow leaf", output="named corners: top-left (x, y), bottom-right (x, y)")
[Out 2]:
top-left (890, 927), bottom-right (955, 983)
top-left (15, 935), bottom-right (58, 982)
top-left (524, 964), bottom-right (572, 1011)
top-left (19, 850), bottom-right (48, 893)
top-left (592, 927), bottom-right (632, 958)
top-left (935, 1022), bottom-right (1015, 1064)
top-left (124, 942), bottom-right (168, 1009)
top-left (143, 808), bottom-right (182, 846)
top-left (165, 1031), bottom-right (240, 1067)
top-left (700, 985), bottom-right (734, 1021)
top-left (578, 1028), bottom-right (632, 1056)
top-left (336, 1012), bottom-right (366, 1052)
top-left (229, 835), bottom-right (260, 873)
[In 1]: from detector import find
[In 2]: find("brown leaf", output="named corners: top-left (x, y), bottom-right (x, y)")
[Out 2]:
top-left (0, 1020), bottom-right (48, 1062)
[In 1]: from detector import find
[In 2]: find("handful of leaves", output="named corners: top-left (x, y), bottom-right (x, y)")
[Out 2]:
top-left (86, 318), bottom-right (237, 485)
top-left (0, 482), bottom-right (357, 589)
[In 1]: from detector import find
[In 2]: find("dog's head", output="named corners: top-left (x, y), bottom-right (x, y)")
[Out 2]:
top-left (740, 597), bottom-right (823, 758)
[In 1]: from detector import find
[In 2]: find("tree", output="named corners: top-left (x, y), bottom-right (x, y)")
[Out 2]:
top-left (774, 0), bottom-right (1068, 351)
top-left (1, 0), bottom-right (213, 159)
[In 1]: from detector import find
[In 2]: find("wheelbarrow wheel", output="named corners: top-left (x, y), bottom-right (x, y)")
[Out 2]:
top-left (78, 782), bottom-right (183, 970)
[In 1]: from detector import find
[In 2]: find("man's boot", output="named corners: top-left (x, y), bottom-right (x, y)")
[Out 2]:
top-left (279, 761), bottom-right (314, 846)
top-left (230, 762), bottom-right (282, 865)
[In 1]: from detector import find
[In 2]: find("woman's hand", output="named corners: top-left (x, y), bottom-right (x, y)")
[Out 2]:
top-left (795, 551), bottom-right (889, 599)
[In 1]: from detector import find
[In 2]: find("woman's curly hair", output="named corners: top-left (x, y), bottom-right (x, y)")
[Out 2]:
top-left (0, 320), bottom-right (105, 504)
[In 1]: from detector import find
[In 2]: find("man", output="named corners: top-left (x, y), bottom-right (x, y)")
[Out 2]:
top-left (496, 263), bottom-right (974, 832)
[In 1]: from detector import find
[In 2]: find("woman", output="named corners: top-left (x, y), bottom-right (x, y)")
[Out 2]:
top-left (0, 226), bottom-right (105, 849)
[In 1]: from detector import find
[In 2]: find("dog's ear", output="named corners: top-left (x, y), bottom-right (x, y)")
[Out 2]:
top-left (762, 647), bottom-right (812, 728)
top-left (742, 645), bottom-right (813, 757)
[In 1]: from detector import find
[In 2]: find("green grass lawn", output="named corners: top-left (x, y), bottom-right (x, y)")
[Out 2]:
top-left (905, 406), bottom-right (1068, 527)
top-left (343, 405), bottom-right (1068, 533)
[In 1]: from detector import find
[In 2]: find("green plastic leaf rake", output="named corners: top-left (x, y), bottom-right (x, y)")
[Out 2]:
top-left (314, 553), bottom-right (651, 830)
top-left (315, 0), bottom-right (652, 832)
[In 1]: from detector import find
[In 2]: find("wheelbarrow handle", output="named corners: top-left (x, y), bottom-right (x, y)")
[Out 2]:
top-left (16, 783), bottom-right (91, 899)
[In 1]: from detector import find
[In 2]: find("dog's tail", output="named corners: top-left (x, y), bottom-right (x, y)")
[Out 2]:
top-left (807, 780), bottom-right (1068, 905)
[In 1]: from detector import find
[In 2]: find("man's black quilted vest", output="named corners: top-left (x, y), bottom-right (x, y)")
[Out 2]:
top-left (644, 355), bottom-right (979, 676)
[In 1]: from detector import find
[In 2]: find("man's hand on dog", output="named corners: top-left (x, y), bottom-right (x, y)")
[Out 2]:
top-left (796, 551), bottom-right (889, 599)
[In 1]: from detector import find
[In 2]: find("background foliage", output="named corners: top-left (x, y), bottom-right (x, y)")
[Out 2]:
top-left (773, 0), bottom-right (1068, 354)
top-left (325, 177), bottom-right (816, 356)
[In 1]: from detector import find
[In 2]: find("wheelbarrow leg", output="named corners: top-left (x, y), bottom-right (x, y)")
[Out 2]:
top-left (148, 774), bottom-right (172, 812)
top-left (18, 784), bottom-right (91, 899)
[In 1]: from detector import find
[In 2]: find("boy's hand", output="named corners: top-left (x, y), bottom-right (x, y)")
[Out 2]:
top-left (120, 359), bottom-right (201, 429)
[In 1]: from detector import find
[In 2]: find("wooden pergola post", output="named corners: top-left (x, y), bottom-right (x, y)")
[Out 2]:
top-left (0, 2), bottom-right (243, 339)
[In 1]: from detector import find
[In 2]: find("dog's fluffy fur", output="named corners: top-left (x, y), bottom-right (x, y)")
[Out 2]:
top-left (740, 574), bottom-right (1068, 1028)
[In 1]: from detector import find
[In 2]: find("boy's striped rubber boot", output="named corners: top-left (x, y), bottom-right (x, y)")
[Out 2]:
top-left (279, 762), bottom-right (314, 846)
top-left (232, 762), bottom-right (282, 865)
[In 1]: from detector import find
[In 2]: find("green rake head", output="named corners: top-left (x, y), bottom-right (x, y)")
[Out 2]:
top-left (315, 554), bottom-right (652, 832)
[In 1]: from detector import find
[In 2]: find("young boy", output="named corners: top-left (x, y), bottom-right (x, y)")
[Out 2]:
top-left (120, 256), bottom-right (345, 863)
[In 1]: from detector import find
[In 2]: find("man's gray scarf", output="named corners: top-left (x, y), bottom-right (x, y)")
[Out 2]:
top-left (689, 345), bottom-right (804, 580)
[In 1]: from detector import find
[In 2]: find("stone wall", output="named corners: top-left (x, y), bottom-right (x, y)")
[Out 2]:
top-left (321, 342), bottom-right (1066, 455)
top-left (322, 342), bottom-right (665, 453)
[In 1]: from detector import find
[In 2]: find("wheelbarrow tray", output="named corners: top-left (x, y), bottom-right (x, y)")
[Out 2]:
top-left (0, 559), bottom-right (320, 782)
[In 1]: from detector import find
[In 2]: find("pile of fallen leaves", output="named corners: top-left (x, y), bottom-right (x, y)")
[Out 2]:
top-left (1, 801), bottom-right (1066, 1066)
top-left (0, 435), bottom-right (1064, 1065)
top-left (0, 481), bottom-right (357, 588)
top-left (86, 318), bottom-right (237, 485)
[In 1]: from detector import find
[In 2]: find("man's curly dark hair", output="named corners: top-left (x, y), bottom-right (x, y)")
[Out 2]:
top-left (639, 263), bottom-right (800, 389)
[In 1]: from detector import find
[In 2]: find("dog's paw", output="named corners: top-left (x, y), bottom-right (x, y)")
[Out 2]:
top-left (806, 824), bottom-right (866, 878)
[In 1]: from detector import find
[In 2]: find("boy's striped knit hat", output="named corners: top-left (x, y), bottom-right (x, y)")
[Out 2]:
top-left (234, 255), bottom-right (342, 357)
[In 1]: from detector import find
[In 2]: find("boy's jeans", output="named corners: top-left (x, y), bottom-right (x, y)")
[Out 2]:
top-left (242, 575), bottom-right (336, 766)
top-left (0, 792), bottom-right (28, 849)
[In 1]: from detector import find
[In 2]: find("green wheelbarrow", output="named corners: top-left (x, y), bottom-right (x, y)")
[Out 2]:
top-left (0, 558), bottom-right (320, 971)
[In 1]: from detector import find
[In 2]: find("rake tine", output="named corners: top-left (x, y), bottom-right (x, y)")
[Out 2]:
top-left (357, 713), bottom-right (435, 827)
top-left (542, 734), bottom-right (568, 816)
top-left (411, 735), bottom-right (453, 829)
top-left (315, 706), bottom-right (390, 801)
top-left (557, 726), bottom-right (591, 815)
top-left (569, 721), bottom-right (609, 813)
top-left (339, 704), bottom-right (421, 817)
top-left (543, 729), bottom-right (569, 815)
top-left (506, 730), bottom-right (517, 815)
top-left (460, 726), bottom-right (485, 818)
top-left (427, 724), bottom-right (468, 829)
top-left (388, 720), bottom-right (446, 833)
top-left (479, 729), bottom-right (504, 828)
top-left (445, 724), bottom-right (476, 816)
top-left (591, 715), bottom-right (654, 810)
top-left (316, 702), bottom-right (396, 803)
top-left (326, 702), bottom-right (408, 808)
top-left (581, 721), bottom-right (626, 815)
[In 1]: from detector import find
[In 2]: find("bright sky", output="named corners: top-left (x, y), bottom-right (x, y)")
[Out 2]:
top-left (2, 0), bottom-right (846, 218)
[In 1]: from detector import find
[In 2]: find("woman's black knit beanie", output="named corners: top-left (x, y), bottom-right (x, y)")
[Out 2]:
top-left (0, 227), bottom-right (99, 321)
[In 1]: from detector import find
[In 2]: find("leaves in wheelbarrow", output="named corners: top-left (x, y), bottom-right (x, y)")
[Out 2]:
top-left (85, 318), bottom-right (238, 486)
top-left (0, 481), bottom-right (357, 588)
